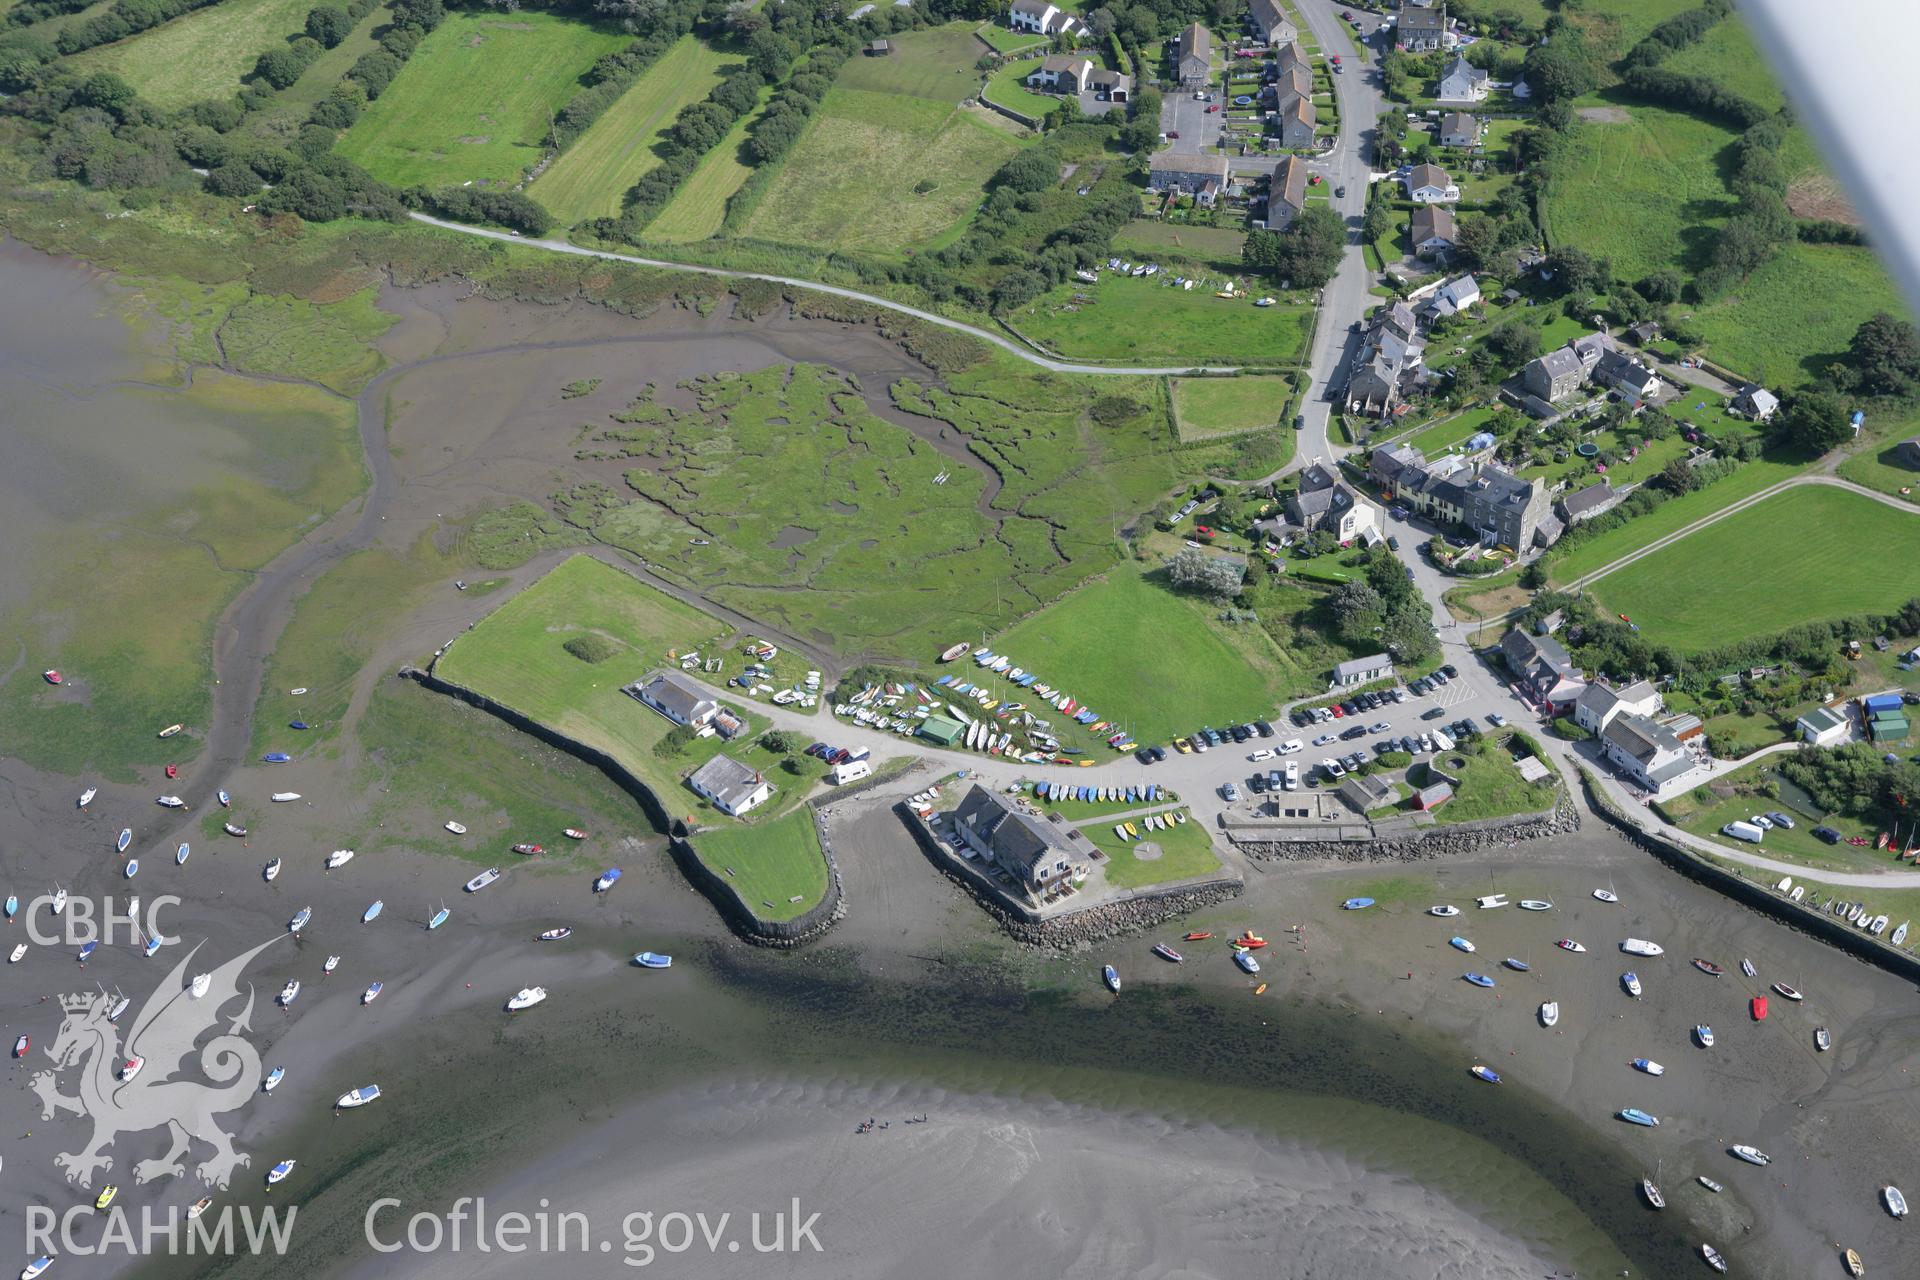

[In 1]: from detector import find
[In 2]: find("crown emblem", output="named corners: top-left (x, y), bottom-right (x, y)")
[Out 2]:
top-left (59, 991), bottom-right (103, 1013)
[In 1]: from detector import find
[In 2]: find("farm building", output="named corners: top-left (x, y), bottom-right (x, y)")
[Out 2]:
top-left (1796, 705), bottom-right (1850, 747)
top-left (686, 754), bottom-right (773, 816)
top-left (627, 670), bottom-right (718, 729)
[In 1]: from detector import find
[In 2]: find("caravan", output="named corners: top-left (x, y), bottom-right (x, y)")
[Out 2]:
top-left (831, 759), bottom-right (873, 786)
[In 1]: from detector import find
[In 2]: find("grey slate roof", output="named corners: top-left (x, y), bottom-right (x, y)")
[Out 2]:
top-left (1560, 480), bottom-right (1617, 520)
top-left (687, 754), bottom-right (768, 811)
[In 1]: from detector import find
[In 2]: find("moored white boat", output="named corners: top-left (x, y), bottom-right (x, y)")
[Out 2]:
top-left (266, 1160), bottom-right (296, 1186)
top-left (1701, 1243), bottom-right (1727, 1273)
top-left (1631, 1058), bottom-right (1665, 1076)
top-left (1695, 1025), bottom-right (1715, 1047)
top-left (427, 904), bottom-right (450, 930)
top-left (1740, 957), bottom-right (1756, 978)
top-left (361, 981), bottom-right (382, 1004)
top-left (157, 795), bottom-right (185, 809)
top-left (158, 723), bottom-right (183, 738)
top-left (1622, 971), bottom-right (1642, 998)
top-left (263, 859), bottom-right (280, 881)
top-left (1428, 904), bottom-right (1460, 917)
top-left (594, 868), bottom-right (622, 892)
top-left (116, 828), bottom-right (132, 853)
top-left (463, 867), bottom-right (501, 893)
top-left (323, 955), bottom-right (339, 975)
top-left (634, 951), bottom-right (672, 969)
top-left (120, 1055), bottom-right (143, 1081)
top-left (1883, 1184), bottom-right (1908, 1217)
top-left (337, 1085), bottom-right (382, 1109)
top-left (190, 973), bottom-right (211, 999)
top-left (506, 986), bottom-right (546, 1011)
top-left (288, 907), bottom-right (311, 933)
top-left (1730, 1144), bottom-right (1770, 1165)
top-left (224, 822), bottom-right (247, 837)
top-left (8, 944), bottom-right (25, 964)
top-left (176, 842), bottom-right (190, 865)
top-left (1557, 938), bottom-right (1587, 953)
top-left (537, 927), bottom-right (571, 941)
top-left (326, 849), bottom-right (354, 869)
top-left (278, 981), bottom-right (299, 1006)
top-left (1517, 899), bottom-right (1553, 911)
top-left (270, 792), bottom-right (300, 803)
top-left (1593, 887), bottom-right (1619, 903)
top-left (21, 1254), bottom-right (53, 1279)
top-left (263, 1067), bottom-right (284, 1093)
top-left (1621, 938), bottom-right (1664, 957)
top-left (1771, 982), bottom-right (1803, 1001)
top-left (79, 787), bottom-right (96, 807)
top-left (1640, 1178), bottom-right (1664, 1209)
top-left (444, 821), bottom-right (467, 835)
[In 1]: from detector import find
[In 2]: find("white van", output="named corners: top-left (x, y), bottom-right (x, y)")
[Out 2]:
top-left (1283, 761), bottom-right (1299, 791)
top-left (832, 759), bottom-right (873, 786)
top-left (1721, 820), bottom-right (1765, 844)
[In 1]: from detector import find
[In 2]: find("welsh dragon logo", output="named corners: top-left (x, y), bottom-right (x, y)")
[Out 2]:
top-left (31, 935), bottom-right (284, 1189)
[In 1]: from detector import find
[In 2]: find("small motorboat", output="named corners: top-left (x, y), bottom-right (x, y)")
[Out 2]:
top-left (42, 669), bottom-right (60, 685)
top-left (190, 974), bottom-right (211, 998)
top-left (1843, 1247), bottom-right (1864, 1278)
top-left (289, 720), bottom-right (310, 731)
top-left (189, 1197), bottom-right (213, 1219)
top-left (263, 1067), bottom-right (285, 1093)
top-left (564, 828), bottom-right (588, 840)
top-left (176, 842), bottom-right (190, 866)
top-left (1556, 939), bottom-right (1587, 953)
top-left (1691, 958), bottom-right (1724, 976)
top-left (3, 895), bottom-right (14, 920)
top-left (1540, 1001), bottom-right (1559, 1027)
top-left (337, 1085), bottom-right (382, 1109)
top-left (143, 937), bottom-right (162, 958)
top-left (156, 795), bottom-right (184, 809)
top-left (217, 789), bottom-right (230, 807)
top-left (1184, 931), bottom-right (1214, 941)
top-left (95, 1185), bottom-right (116, 1211)
top-left (1730, 1144), bottom-right (1770, 1165)
top-left (1464, 973), bottom-right (1495, 988)
top-left (262, 752), bottom-right (290, 763)
top-left (444, 821), bottom-right (467, 835)
top-left (12, 1034), bottom-right (29, 1058)
top-left (278, 981), bottom-right (299, 1006)
top-left (79, 787), bottom-right (96, 807)
top-left (1618, 1109), bottom-right (1659, 1127)
top-left (1695, 1025), bottom-right (1715, 1047)
top-left (264, 859), bottom-right (281, 882)
top-left (538, 928), bottom-right (572, 942)
top-left (594, 868), bottom-right (622, 892)
top-left (361, 981), bottom-right (383, 1004)
top-left (270, 792), bottom-right (300, 803)
top-left (51, 887), bottom-right (67, 914)
top-left (224, 822), bottom-right (247, 837)
top-left (1469, 1064), bottom-right (1501, 1084)
top-left (1503, 957), bottom-right (1530, 972)
top-left (1234, 951), bottom-right (1260, 974)
top-left (1621, 938), bottom-right (1664, 957)
top-left (1701, 1243), bottom-right (1728, 1274)
top-left (1750, 996), bottom-right (1768, 1021)
top-left (326, 849), bottom-right (355, 869)
top-left (164, 764), bottom-right (177, 779)
top-left (288, 907), bottom-right (311, 932)
top-left (110, 997), bottom-right (130, 1026)
top-left (267, 1160), bottom-right (296, 1186)
top-left (123, 860), bottom-right (139, 879)
top-left (506, 986), bottom-right (546, 1011)
top-left (1771, 982), bottom-right (1803, 1001)
top-left (1103, 964), bottom-right (1120, 993)
top-left (634, 952), bottom-right (673, 969)
top-left (1449, 937), bottom-right (1475, 953)
top-left (510, 843), bottom-right (544, 856)
top-left (1517, 899), bottom-right (1553, 912)
top-left (1428, 905), bottom-right (1461, 917)
top-left (289, 687), bottom-right (307, 696)
top-left (940, 642), bottom-right (971, 662)
top-left (1699, 1175), bottom-right (1724, 1193)
top-left (158, 723), bottom-right (183, 738)
top-left (22, 1254), bottom-right (52, 1279)
top-left (1622, 972), bottom-right (1642, 998)
top-left (427, 904), bottom-right (450, 930)
top-left (1631, 1058), bottom-right (1665, 1076)
top-left (464, 867), bottom-right (501, 893)
top-left (9, 943), bottom-right (27, 963)
top-left (1593, 887), bottom-right (1619, 903)
top-left (1815, 1026), bottom-right (1832, 1051)
top-left (1342, 898), bottom-right (1375, 910)
top-left (323, 955), bottom-right (339, 975)
top-left (1882, 1185), bottom-right (1908, 1218)
top-left (1640, 1178), bottom-right (1665, 1209)
top-left (361, 901), bottom-right (383, 924)
top-left (116, 828), bottom-right (132, 853)
top-left (1152, 943), bottom-right (1184, 963)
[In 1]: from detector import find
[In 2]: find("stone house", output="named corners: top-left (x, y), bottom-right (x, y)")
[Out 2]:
top-left (1272, 94), bottom-right (1316, 148)
top-left (1557, 479), bottom-right (1620, 526)
top-left (686, 754), bottom-right (773, 816)
top-left (1523, 347), bottom-right (1586, 404)
top-left (1148, 151), bottom-right (1232, 202)
top-left (1285, 460), bottom-right (1380, 543)
top-left (1248, 0), bottom-right (1297, 45)
top-left (1600, 712), bottom-right (1695, 791)
top-left (1176, 21), bottom-right (1212, 86)
top-left (950, 785), bottom-right (1088, 896)
top-left (1500, 628), bottom-right (1586, 713)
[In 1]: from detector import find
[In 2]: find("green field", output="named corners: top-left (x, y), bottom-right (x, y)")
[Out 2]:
top-left (982, 565), bottom-right (1296, 744)
top-left (529, 36), bottom-right (738, 227)
top-left (1541, 103), bottom-right (1736, 281)
top-left (1690, 243), bottom-right (1907, 388)
top-left (982, 59), bottom-right (1059, 119)
top-left (644, 85), bottom-right (770, 242)
top-left (337, 10), bottom-right (631, 188)
top-left (1110, 220), bottom-right (1248, 271)
top-left (1082, 815), bottom-right (1223, 888)
top-left (68, 0), bottom-right (317, 110)
top-left (216, 286), bottom-right (396, 394)
top-left (1015, 273), bottom-right (1316, 366)
top-left (839, 23), bottom-right (989, 101)
top-left (1660, 15), bottom-right (1787, 113)
top-left (974, 22), bottom-right (1048, 55)
top-left (1172, 375), bottom-right (1294, 441)
top-left (689, 808), bottom-right (830, 922)
top-left (1430, 740), bottom-right (1561, 824)
top-left (1587, 486), bottom-right (1920, 651)
top-left (1547, 456), bottom-right (1807, 584)
top-left (1837, 441), bottom-right (1920, 506)
top-left (742, 88), bottom-right (1021, 254)
top-left (1404, 403), bottom-right (1504, 457)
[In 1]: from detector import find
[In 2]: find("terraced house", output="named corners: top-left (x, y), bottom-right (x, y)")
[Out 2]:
top-left (1396, 2), bottom-right (1448, 52)
top-left (1148, 151), bottom-right (1232, 205)
top-left (1346, 300), bottom-right (1424, 417)
top-left (1267, 154), bottom-right (1308, 229)
top-left (951, 785), bottom-right (1090, 897)
top-left (1372, 445), bottom-right (1559, 551)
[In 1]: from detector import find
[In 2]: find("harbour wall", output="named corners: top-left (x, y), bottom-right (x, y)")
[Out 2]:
top-left (401, 666), bottom-right (843, 947)
top-left (1225, 793), bottom-right (1578, 862)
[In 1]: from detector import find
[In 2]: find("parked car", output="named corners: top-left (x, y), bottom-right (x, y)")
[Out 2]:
top-left (1249, 773), bottom-right (1267, 793)
top-left (1431, 670), bottom-right (1449, 685)
top-left (1441, 663), bottom-right (1459, 679)
top-left (1166, 129), bottom-right (1180, 139)
top-left (1221, 782), bottom-right (1240, 801)
top-left (1293, 413), bottom-right (1304, 429)
top-left (1421, 707), bottom-right (1448, 721)
top-left (1150, 746), bottom-right (1168, 762)
top-left (1230, 724), bottom-right (1251, 742)
top-left (1387, 535), bottom-right (1399, 551)
top-left (1136, 748), bottom-right (1156, 764)
top-left (1267, 769), bottom-right (1284, 791)
top-left (1254, 720), bottom-right (1275, 738)
top-left (1340, 725), bottom-right (1367, 741)
top-left (1751, 814), bottom-right (1774, 830)
top-left (1250, 748), bottom-right (1276, 762)
top-left (1486, 712), bottom-right (1507, 727)
top-left (1322, 758), bottom-right (1347, 779)
top-left (1391, 688), bottom-right (1408, 703)
top-left (1334, 184), bottom-right (1346, 196)
top-left (1766, 811), bottom-right (1796, 829)
top-left (1173, 737), bottom-right (1193, 753)
top-left (1313, 733), bottom-right (1338, 747)
top-left (1278, 738), bottom-right (1303, 755)
top-left (1812, 825), bottom-right (1843, 844)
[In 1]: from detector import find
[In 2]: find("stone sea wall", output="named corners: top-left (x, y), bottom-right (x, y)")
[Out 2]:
top-left (1229, 793), bottom-right (1580, 863)
top-left (402, 666), bottom-right (843, 947)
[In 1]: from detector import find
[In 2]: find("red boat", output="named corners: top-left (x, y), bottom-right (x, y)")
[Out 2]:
top-left (1691, 958), bottom-right (1724, 976)
top-left (1184, 931), bottom-right (1213, 941)
top-left (1751, 996), bottom-right (1769, 1021)
top-left (165, 764), bottom-right (178, 779)
top-left (511, 843), bottom-right (544, 856)
top-left (42, 670), bottom-right (61, 685)
top-left (12, 1034), bottom-right (26, 1058)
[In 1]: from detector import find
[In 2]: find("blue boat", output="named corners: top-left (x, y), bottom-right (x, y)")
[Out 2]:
top-left (124, 860), bottom-right (139, 879)
top-left (634, 952), bottom-right (672, 968)
top-left (595, 868), bottom-right (623, 892)
top-left (1470, 1065), bottom-right (1502, 1084)
top-left (177, 842), bottom-right (190, 866)
top-left (264, 1066), bottom-right (285, 1093)
top-left (1449, 937), bottom-right (1475, 953)
top-left (1464, 972), bottom-right (1495, 988)
top-left (1234, 950), bottom-right (1260, 974)
top-left (1126, 787), bottom-right (1138, 803)
top-left (361, 900), bottom-right (383, 924)
top-left (117, 828), bottom-right (132, 853)
top-left (289, 720), bottom-right (310, 730)
top-left (1342, 898), bottom-right (1375, 910)
top-left (4, 895), bottom-right (16, 919)
top-left (263, 752), bottom-right (291, 763)
top-left (1618, 1109), bottom-right (1660, 1127)
top-left (427, 904), bottom-right (450, 931)
top-left (1103, 964), bottom-right (1120, 993)
top-left (1503, 957), bottom-right (1531, 972)
top-left (78, 941), bottom-right (97, 961)
top-left (144, 936), bottom-right (162, 957)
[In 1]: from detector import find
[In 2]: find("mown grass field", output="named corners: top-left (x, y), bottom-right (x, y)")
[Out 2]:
top-left (644, 86), bottom-right (771, 242)
top-left (1547, 456), bottom-right (1808, 585)
top-left (982, 58), bottom-right (1058, 119)
top-left (1837, 440), bottom-right (1920, 506)
top-left (1172, 375), bottom-right (1294, 441)
top-left (982, 565), bottom-right (1294, 744)
top-left (974, 22), bottom-right (1048, 56)
top-left (1587, 485), bottom-right (1920, 651)
top-left (1690, 243), bottom-right (1907, 388)
top-left (1661, 762), bottom-right (1902, 875)
top-left (1110, 220), bottom-right (1248, 271)
top-left (68, 0), bottom-right (317, 110)
top-left (529, 35), bottom-right (738, 227)
top-left (1014, 273), bottom-right (1315, 365)
top-left (741, 88), bottom-right (1021, 254)
top-left (1405, 403), bottom-right (1504, 457)
top-left (689, 808), bottom-right (829, 922)
top-left (839, 23), bottom-right (987, 102)
top-left (337, 10), bottom-right (631, 188)
top-left (1083, 815), bottom-right (1223, 888)
top-left (1540, 102), bottom-right (1736, 281)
